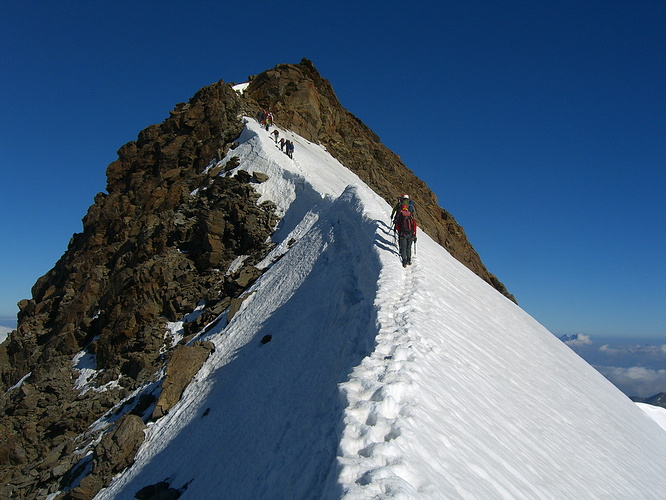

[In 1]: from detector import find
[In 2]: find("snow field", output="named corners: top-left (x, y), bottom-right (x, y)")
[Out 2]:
top-left (95, 118), bottom-right (666, 500)
top-left (382, 232), bottom-right (666, 499)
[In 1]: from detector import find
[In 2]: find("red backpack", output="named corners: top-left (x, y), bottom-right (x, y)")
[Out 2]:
top-left (394, 209), bottom-right (416, 236)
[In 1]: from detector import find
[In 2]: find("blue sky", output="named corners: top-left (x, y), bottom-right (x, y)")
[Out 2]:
top-left (0, 0), bottom-right (664, 339)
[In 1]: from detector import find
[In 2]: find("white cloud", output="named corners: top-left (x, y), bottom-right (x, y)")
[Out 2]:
top-left (599, 344), bottom-right (666, 357)
top-left (596, 365), bottom-right (666, 398)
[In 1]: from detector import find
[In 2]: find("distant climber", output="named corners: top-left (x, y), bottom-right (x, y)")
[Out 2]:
top-left (393, 202), bottom-right (417, 267)
top-left (285, 140), bottom-right (294, 159)
top-left (279, 137), bottom-right (285, 151)
top-left (272, 129), bottom-right (279, 143)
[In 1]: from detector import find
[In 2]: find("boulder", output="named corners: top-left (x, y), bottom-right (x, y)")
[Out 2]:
top-left (94, 414), bottom-right (146, 475)
top-left (152, 342), bottom-right (215, 419)
top-left (252, 171), bottom-right (269, 183)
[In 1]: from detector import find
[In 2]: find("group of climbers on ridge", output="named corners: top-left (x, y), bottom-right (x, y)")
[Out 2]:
top-left (391, 194), bottom-right (417, 268)
top-left (258, 108), bottom-right (295, 159)
top-left (261, 108), bottom-right (415, 267)
top-left (257, 109), bottom-right (273, 131)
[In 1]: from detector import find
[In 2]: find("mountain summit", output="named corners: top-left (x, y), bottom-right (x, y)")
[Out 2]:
top-left (2, 60), bottom-right (666, 499)
top-left (243, 59), bottom-right (513, 299)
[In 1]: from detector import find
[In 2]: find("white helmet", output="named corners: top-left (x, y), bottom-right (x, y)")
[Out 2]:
top-left (402, 194), bottom-right (409, 199)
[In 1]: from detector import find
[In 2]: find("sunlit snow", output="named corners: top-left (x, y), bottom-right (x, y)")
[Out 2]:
top-left (94, 118), bottom-right (666, 499)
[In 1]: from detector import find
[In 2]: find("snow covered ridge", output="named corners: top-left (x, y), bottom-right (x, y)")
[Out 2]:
top-left (96, 119), bottom-right (666, 499)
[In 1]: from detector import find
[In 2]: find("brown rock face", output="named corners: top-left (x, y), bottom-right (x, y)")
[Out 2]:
top-left (0, 59), bottom-right (513, 499)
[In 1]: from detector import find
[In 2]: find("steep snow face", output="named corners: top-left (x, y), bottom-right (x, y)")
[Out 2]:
top-left (96, 119), bottom-right (666, 500)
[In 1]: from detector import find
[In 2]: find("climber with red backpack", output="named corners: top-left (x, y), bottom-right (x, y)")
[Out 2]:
top-left (392, 195), bottom-right (417, 267)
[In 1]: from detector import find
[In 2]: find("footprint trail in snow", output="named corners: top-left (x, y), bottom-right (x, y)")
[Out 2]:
top-left (336, 254), bottom-right (429, 497)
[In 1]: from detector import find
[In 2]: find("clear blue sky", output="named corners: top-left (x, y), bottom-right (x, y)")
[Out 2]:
top-left (1, 0), bottom-right (664, 339)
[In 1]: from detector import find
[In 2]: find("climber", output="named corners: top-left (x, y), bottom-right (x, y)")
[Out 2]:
top-left (272, 129), bottom-right (279, 143)
top-left (391, 194), bottom-right (415, 221)
top-left (394, 204), bottom-right (417, 267)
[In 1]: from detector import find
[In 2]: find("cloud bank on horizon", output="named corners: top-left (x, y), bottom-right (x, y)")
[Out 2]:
top-left (562, 334), bottom-right (666, 398)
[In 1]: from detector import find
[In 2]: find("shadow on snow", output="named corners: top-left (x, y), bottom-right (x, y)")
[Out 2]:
top-left (111, 187), bottom-right (383, 499)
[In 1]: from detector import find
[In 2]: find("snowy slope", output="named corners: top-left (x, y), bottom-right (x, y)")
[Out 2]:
top-left (95, 118), bottom-right (666, 499)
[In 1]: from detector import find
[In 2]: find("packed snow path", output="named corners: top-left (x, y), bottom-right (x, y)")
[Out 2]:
top-left (94, 118), bottom-right (666, 500)
top-left (335, 239), bottom-right (423, 497)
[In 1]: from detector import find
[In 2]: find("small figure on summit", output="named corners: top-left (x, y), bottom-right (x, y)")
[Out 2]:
top-left (392, 195), bottom-right (417, 267)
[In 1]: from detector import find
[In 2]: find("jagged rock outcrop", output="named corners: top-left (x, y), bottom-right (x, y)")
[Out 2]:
top-left (0, 59), bottom-right (513, 498)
